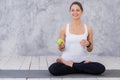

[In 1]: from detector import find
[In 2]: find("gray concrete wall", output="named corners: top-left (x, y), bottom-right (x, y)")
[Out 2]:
top-left (0, 0), bottom-right (120, 56)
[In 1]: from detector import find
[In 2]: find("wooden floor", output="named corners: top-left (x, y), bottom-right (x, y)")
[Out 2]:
top-left (0, 55), bottom-right (120, 80)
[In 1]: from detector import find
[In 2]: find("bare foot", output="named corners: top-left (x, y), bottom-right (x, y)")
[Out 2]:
top-left (56, 57), bottom-right (73, 67)
top-left (84, 60), bottom-right (91, 64)
top-left (56, 57), bottom-right (63, 63)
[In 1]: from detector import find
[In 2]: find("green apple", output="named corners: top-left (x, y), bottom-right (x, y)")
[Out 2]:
top-left (57, 39), bottom-right (64, 45)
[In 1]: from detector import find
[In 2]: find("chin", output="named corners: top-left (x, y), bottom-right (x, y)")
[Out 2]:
top-left (73, 17), bottom-right (80, 20)
top-left (72, 16), bottom-right (80, 19)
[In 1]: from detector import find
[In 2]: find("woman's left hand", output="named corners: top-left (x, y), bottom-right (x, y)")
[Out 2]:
top-left (80, 39), bottom-right (89, 47)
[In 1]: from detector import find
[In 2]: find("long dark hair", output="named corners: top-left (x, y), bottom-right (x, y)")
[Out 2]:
top-left (69, 1), bottom-right (83, 12)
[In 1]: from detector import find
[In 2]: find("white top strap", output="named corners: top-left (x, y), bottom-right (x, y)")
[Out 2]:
top-left (84, 24), bottom-right (88, 36)
top-left (66, 24), bottom-right (69, 35)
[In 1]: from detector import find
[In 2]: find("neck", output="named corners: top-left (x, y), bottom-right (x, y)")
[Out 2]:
top-left (71, 19), bottom-right (82, 26)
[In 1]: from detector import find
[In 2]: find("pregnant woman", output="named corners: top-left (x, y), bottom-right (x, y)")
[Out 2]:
top-left (49, 1), bottom-right (105, 76)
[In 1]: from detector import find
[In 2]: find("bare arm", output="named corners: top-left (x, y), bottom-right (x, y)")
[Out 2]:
top-left (58, 26), bottom-right (66, 51)
top-left (87, 26), bottom-right (93, 52)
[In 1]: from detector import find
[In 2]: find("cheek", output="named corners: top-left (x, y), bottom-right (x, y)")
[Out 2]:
top-left (77, 11), bottom-right (81, 15)
top-left (70, 12), bottom-right (74, 16)
top-left (77, 12), bottom-right (82, 17)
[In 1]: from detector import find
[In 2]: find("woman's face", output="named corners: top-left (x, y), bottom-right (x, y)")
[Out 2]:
top-left (70, 4), bottom-right (83, 20)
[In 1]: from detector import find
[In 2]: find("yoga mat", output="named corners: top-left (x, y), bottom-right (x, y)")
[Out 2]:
top-left (0, 70), bottom-right (119, 78)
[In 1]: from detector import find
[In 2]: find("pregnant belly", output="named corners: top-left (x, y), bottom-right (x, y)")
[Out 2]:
top-left (67, 45), bottom-right (85, 55)
top-left (61, 54), bottom-right (87, 62)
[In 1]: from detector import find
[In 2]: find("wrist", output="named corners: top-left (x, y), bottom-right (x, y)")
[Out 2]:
top-left (59, 47), bottom-right (65, 51)
top-left (59, 45), bottom-right (65, 50)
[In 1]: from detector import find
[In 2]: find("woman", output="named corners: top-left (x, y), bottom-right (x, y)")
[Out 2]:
top-left (49, 1), bottom-right (105, 76)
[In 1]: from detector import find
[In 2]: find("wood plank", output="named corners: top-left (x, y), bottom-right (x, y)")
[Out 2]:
top-left (63, 78), bottom-right (98, 80)
top-left (28, 78), bottom-right (40, 80)
top-left (28, 78), bottom-right (51, 80)
top-left (98, 78), bottom-right (120, 80)
top-left (0, 78), bottom-right (15, 80)
top-left (39, 78), bottom-right (50, 80)
top-left (46, 56), bottom-right (58, 67)
top-left (98, 56), bottom-right (120, 69)
top-left (1, 56), bottom-right (25, 70)
top-left (50, 78), bottom-right (62, 80)
top-left (39, 56), bottom-right (48, 70)
top-left (29, 56), bottom-right (40, 70)
top-left (88, 55), bottom-right (120, 69)
top-left (20, 56), bottom-right (32, 70)
top-left (0, 56), bottom-right (11, 69)
top-left (14, 78), bottom-right (26, 80)
top-left (0, 79), bottom-right (26, 80)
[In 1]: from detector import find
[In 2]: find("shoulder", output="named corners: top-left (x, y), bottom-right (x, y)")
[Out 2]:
top-left (86, 25), bottom-right (92, 30)
top-left (61, 25), bottom-right (66, 30)
top-left (60, 24), bottom-right (67, 33)
top-left (86, 25), bottom-right (92, 32)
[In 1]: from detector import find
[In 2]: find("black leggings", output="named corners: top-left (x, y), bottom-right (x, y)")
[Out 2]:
top-left (49, 61), bottom-right (105, 76)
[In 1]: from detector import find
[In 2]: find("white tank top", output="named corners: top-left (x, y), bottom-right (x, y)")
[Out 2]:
top-left (61, 24), bottom-right (89, 62)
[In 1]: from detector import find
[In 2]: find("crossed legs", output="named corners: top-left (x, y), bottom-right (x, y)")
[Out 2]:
top-left (49, 58), bottom-right (105, 76)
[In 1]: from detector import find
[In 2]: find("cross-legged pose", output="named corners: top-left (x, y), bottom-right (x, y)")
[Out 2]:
top-left (49, 1), bottom-right (105, 76)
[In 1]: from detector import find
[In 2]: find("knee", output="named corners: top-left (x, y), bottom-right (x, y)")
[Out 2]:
top-left (96, 63), bottom-right (106, 74)
top-left (48, 63), bottom-right (60, 76)
top-left (100, 64), bottom-right (106, 73)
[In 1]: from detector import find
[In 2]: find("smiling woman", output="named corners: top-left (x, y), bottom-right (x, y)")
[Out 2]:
top-left (70, 1), bottom-right (83, 20)
top-left (49, 1), bottom-right (105, 76)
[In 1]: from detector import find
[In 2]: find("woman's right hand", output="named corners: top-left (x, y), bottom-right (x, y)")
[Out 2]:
top-left (58, 42), bottom-right (65, 51)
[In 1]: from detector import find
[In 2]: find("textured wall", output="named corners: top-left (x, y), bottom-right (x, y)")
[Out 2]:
top-left (0, 0), bottom-right (120, 56)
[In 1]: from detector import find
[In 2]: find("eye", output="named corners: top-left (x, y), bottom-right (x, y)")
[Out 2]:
top-left (76, 9), bottom-right (80, 12)
top-left (71, 9), bottom-right (75, 12)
